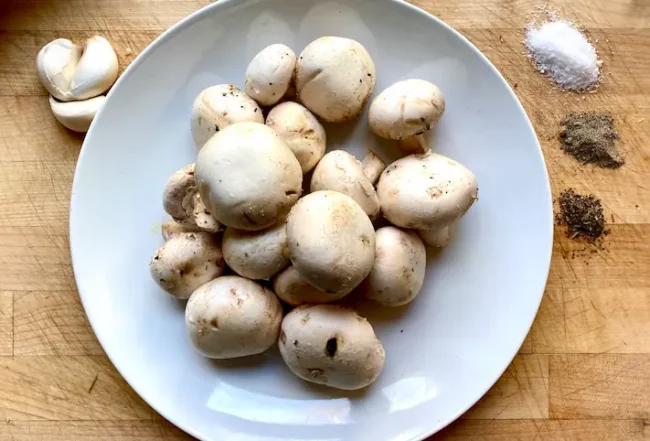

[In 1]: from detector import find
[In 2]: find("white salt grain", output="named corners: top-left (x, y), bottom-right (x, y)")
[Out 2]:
top-left (525, 19), bottom-right (600, 91)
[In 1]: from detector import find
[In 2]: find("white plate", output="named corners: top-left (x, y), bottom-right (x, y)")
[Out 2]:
top-left (70, 0), bottom-right (553, 440)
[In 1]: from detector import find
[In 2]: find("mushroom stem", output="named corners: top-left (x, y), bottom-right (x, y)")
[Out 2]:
top-left (361, 150), bottom-right (386, 185)
top-left (161, 220), bottom-right (201, 241)
top-left (192, 193), bottom-right (221, 233)
top-left (399, 134), bottom-right (430, 155)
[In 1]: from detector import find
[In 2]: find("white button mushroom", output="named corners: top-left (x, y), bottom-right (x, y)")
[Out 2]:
top-left (418, 226), bottom-right (451, 248)
top-left (295, 37), bottom-right (376, 123)
top-left (36, 36), bottom-right (118, 102)
top-left (286, 190), bottom-right (375, 296)
top-left (149, 232), bottom-right (225, 299)
top-left (185, 275), bottom-right (283, 359)
top-left (376, 152), bottom-right (478, 230)
top-left (310, 150), bottom-right (384, 220)
top-left (278, 304), bottom-right (385, 390)
top-left (49, 95), bottom-right (105, 133)
top-left (162, 164), bottom-right (221, 233)
top-left (361, 226), bottom-right (426, 306)
top-left (190, 84), bottom-right (263, 148)
top-left (360, 150), bottom-right (386, 185)
top-left (222, 223), bottom-right (290, 280)
top-left (245, 44), bottom-right (296, 107)
top-left (191, 193), bottom-right (221, 233)
top-left (196, 122), bottom-right (303, 231)
top-left (161, 220), bottom-right (200, 241)
top-left (368, 79), bottom-right (445, 154)
top-left (265, 102), bottom-right (326, 174)
top-left (272, 265), bottom-right (344, 306)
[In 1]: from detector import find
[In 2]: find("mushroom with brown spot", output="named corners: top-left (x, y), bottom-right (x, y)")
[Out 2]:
top-left (265, 101), bottom-right (326, 173)
top-left (361, 226), bottom-right (426, 306)
top-left (185, 276), bottom-right (283, 358)
top-left (222, 222), bottom-right (290, 280)
top-left (190, 84), bottom-right (263, 148)
top-left (295, 37), bottom-right (376, 123)
top-left (162, 163), bottom-right (220, 233)
top-left (368, 79), bottom-right (445, 154)
top-left (376, 152), bottom-right (478, 231)
top-left (310, 150), bottom-right (385, 220)
top-left (245, 44), bottom-right (296, 106)
top-left (278, 304), bottom-right (385, 390)
top-left (273, 265), bottom-right (345, 306)
top-left (286, 190), bottom-right (375, 296)
top-left (149, 232), bottom-right (225, 299)
top-left (196, 122), bottom-right (303, 231)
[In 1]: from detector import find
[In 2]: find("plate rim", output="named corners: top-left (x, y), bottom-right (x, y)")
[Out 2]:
top-left (69, 0), bottom-right (554, 439)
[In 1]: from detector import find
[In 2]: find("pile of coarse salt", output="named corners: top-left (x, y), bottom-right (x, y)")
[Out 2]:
top-left (525, 18), bottom-right (601, 91)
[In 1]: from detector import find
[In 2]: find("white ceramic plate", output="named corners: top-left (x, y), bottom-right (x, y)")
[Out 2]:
top-left (70, 0), bottom-right (553, 439)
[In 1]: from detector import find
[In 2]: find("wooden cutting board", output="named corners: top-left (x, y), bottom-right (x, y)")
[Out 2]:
top-left (0, 0), bottom-right (648, 439)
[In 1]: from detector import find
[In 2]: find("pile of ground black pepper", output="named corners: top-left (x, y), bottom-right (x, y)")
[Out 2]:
top-left (556, 189), bottom-right (606, 240)
top-left (559, 112), bottom-right (624, 169)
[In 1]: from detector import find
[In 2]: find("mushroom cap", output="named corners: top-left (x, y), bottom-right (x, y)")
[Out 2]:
top-left (376, 152), bottom-right (478, 229)
top-left (310, 150), bottom-right (380, 219)
top-left (418, 225), bottom-right (451, 248)
top-left (272, 266), bottom-right (345, 306)
top-left (278, 304), bottom-right (385, 390)
top-left (245, 44), bottom-right (296, 106)
top-left (265, 102), bottom-right (326, 174)
top-left (190, 84), bottom-right (263, 148)
top-left (36, 36), bottom-right (118, 102)
top-left (361, 226), bottom-right (426, 306)
top-left (295, 37), bottom-right (376, 123)
top-left (149, 232), bottom-right (225, 299)
top-left (185, 276), bottom-right (283, 359)
top-left (49, 95), bottom-right (105, 133)
top-left (368, 79), bottom-right (445, 140)
top-left (222, 223), bottom-right (290, 280)
top-left (286, 190), bottom-right (375, 296)
top-left (196, 122), bottom-right (303, 231)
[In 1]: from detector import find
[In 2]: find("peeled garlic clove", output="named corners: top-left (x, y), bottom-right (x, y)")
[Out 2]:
top-left (36, 36), bottom-right (118, 102)
top-left (49, 95), bottom-right (105, 133)
top-left (36, 39), bottom-right (82, 101)
top-left (69, 36), bottom-right (119, 100)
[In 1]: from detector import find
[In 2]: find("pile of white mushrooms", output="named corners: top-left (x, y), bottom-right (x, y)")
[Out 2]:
top-left (150, 37), bottom-right (478, 391)
top-left (36, 36), bottom-right (119, 132)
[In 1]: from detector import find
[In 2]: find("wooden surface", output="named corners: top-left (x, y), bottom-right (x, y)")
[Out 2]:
top-left (0, 0), bottom-right (649, 439)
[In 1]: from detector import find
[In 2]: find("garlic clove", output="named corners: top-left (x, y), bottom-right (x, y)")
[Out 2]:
top-left (36, 39), bottom-right (83, 102)
top-left (49, 95), bottom-right (106, 133)
top-left (36, 36), bottom-right (119, 102)
top-left (69, 36), bottom-right (119, 100)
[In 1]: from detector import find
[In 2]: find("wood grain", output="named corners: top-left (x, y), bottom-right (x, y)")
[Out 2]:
top-left (13, 291), bottom-right (102, 356)
top-left (435, 419), bottom-right (649, 441)
top-left (462, 355), bottom-right (549, 420)
top-left (0, 291), bottom-right (12, 356)
top-left (0, 356), bottom-right (157, 421)
top-left (0, 421), bottom-right (190, 441)
top-left (0, 0), bottom-right (648, 440)
top-left (550, 354), bottom-right (650, 419)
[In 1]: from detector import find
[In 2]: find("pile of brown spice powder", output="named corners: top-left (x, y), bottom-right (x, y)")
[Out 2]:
top-left (556, 189), bottom-right (606, 240)
top-left (559, 112), bottom-right (624, 169)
